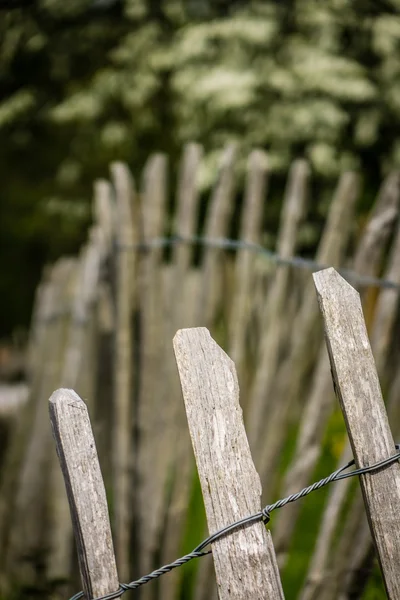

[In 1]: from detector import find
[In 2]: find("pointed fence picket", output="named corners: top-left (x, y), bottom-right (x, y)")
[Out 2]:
top-left (314, 268), bottom-right (400, 599)
top-left (2, 145), bottom-right (400, 600)
top-left (48, 302), bottom-right (400, 600)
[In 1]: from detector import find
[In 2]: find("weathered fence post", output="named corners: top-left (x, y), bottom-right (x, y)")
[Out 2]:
top-left (173, 327), bottom-right (284, 600)
top-left (313, 267), bottom-right (400, 598)
top-left (229, 149), bottom-right (268, 382)
top-left (160, 143), bottom-right (203, 600)
top-left (197, 143), bottom-right (237, 326)
top-left (110, 161), bottom-right (135, 580)
top-left (49, 388), bottom-right (121, 599)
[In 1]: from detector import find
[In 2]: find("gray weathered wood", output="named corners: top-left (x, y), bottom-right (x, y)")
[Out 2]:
top-left (313, 267), bottom-right (400, 599)
top-left (353, 171), bottom-right (400, 276)
top-left (191, 144), bottom-right (238, 600)
top-left (333, 221), bottom-right (400, 597)
top-left (197, 143), bottom-right (237, 326)
top-left (6, 260), bottom-right (75, 587)
top-left (370, 217), bottom-right (400, 372)
top-left (272, 173), bottom-right (361, 564)
top-left (0, 272), bottom-right (54, 589)
top-left (173, 328), bottom-right (284, 600)
top-left (0, 385), bottom-right (28, 417)
top-left (304, 199), bottom-right (400, 600)
top-left (49, 388), bottom-right (120, 599)
top-left (300, 173), bottom-right (400, 598)
top-left (137, 153), bottom-right (170, 585)
top-left (47, 230), bottom-right (104, 586)
top-left (172, 142), bottom-right (203, 275)
top-left (257, 170), bottom-right (359, 489)
top-left (160, 143), bottom-right (203, 600)
top-left (229, 149), bottom-right (268, 382)
top-left (93, 179), bottom-right (114, 258)
top-left (110, 162), bottom-right (136, 579)
top-left (248, 158), bottom-right (309, 449)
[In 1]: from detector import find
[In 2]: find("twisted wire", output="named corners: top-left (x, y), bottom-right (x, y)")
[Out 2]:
top-left (69, 445), bottom-right (400, 599)
top-left (116, 235), bottom-right (400, 291)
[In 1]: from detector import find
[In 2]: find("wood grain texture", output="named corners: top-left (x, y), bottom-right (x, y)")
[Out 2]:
top-left (305, 193), bottom-right (400, 600)
top-left (313, 268), bottom-right (400, 599)
top-left (49, 388), bottom-right (120, 599)
top-left (173, 328), bottom-right (284, 600)
top-left (300, 174), bottom-right (400, 599)
top-left (335, 219), bottom-right (400, 598)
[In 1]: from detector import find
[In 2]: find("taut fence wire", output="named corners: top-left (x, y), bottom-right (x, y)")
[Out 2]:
top-left (69, 444), bottom-right (400, 600)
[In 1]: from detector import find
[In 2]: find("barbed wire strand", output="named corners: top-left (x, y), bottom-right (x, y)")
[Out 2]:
top-left (69, 445), bottom-right (400, 600)
top-left (115, 235), bottom-right (400, 291)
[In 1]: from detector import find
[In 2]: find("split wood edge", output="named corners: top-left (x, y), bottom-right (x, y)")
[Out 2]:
top-left (173, 327), bottom-right (284, 600)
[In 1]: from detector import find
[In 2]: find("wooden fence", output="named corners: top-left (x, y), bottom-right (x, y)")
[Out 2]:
top-left (51, 287), bottom-right (400, 600)
top-left (1, 143), bottom-right (400, 599)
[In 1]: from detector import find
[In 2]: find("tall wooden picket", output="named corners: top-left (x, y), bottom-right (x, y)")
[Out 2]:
top-left (314, 268), bottom-right (400, 599)
top-left (3, 146), bottom-right (400, 599)
top-left (248, 158), bottom-right (309, 449)
top-left (49, 389), bottom-right (121, 599)
top-left (136, 154), bottom-right (172, 598)
top-left (257, 169), bottom-right (359, 497)
top-left (300, 171), bottom-right (400, 600)
top-left (228, 149), bottom-right (268, 384)
top-left (160, 143), bottom-right (203, 600)
top-left (111, 162), bottom-right (136, 580)
top-left (174, 328), bottom-right (284, 600)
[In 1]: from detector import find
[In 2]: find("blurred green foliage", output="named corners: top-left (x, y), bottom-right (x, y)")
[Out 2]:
top-left (1, 0), bottom-right (400, 334)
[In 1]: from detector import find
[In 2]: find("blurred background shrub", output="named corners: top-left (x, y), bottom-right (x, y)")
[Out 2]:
top-left (1, 0), bottom-right (400, 334)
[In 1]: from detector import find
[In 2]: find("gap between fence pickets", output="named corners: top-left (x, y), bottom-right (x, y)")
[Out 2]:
top-left (313, 267), bottom-right (400, 599)
top-left (42, 275), bottom-right (400, 600)
top-left (49, 388), bottom-right (121, 600)
top-left (173, 327), bottom-right (284, 600)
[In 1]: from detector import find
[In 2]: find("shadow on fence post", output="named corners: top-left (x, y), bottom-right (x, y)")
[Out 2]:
top-left (314, 268), bottom-right (400, 599)
top-left (49, 388), bottom-right (121, 599)
top-left (173, 327), bottom-right (284, 600)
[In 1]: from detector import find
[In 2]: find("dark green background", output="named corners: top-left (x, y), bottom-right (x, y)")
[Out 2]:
top-left (1, 0), bottom-right (400, 335)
